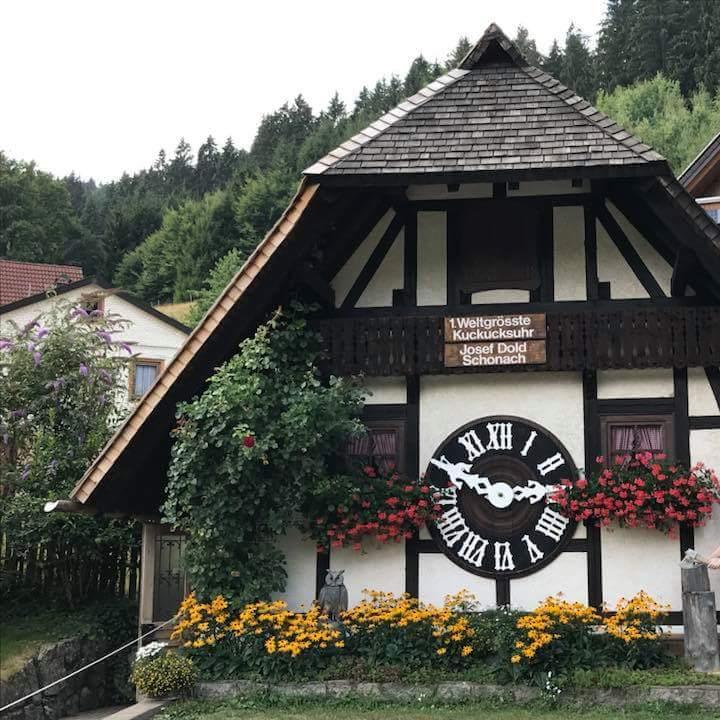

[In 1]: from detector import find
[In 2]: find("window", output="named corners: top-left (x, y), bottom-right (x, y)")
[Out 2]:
top-left (130, 359), bottom-right (162, 399)
top-left (601, 414), bottom-right (673, 459)
top-left (347, 422), bottom-right (405, 474)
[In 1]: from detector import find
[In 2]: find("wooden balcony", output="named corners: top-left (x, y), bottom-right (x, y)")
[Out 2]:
top-left (312, 302), bottom-right (720, 376)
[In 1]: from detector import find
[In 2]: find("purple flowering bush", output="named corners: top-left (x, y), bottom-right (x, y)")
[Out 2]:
top-left (0, 299), bottom-right (139, 606)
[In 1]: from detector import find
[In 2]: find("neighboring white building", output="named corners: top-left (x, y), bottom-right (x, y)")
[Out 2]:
top-left (0, 277), bottom-right (189, 403)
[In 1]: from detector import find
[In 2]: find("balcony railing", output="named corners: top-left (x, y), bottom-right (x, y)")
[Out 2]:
top-left (312, 304), bottom-right (720, 376)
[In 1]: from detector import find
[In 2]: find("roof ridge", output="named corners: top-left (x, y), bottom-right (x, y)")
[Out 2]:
top-left (303, 67), bottom-right (469, 176)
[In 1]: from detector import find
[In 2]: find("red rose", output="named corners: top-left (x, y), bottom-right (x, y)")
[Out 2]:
top-left (243, 435), bottom-right (255, 448)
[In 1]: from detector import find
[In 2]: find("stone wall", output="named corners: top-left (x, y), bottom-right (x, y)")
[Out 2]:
top-left (0, 638), bottom-right (134, 720)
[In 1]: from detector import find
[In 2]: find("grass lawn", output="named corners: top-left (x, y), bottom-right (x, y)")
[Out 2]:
top-left (0, 607), bottom-right (95, 680)
top-left (160, 697), bottom-right (720, 720)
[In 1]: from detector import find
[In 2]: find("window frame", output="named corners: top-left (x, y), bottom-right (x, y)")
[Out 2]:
top-left (129, 358), bottom-right (163, 400)
top-left (600, 413), bottom-right (674, 460)
top-left (346, 413), bottom-right (407, 475)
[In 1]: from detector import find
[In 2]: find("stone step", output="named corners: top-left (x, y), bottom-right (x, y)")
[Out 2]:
top-left (63, 700), bottom-right (170, 720)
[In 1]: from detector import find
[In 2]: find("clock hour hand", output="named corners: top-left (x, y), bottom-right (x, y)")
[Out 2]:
top-left (512, 480), bottom-right (548, 504)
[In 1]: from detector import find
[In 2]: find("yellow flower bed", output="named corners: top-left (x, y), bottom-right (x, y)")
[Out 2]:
top-left (343, 590), bottom-right (476, 658)
top-left (511, 596), bottom-right (600, 664)
top-left (604, 591), bottom-right (669, 643)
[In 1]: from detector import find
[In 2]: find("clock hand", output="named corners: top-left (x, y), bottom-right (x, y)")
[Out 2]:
top-left (429, 456), bottom-right (490, 492)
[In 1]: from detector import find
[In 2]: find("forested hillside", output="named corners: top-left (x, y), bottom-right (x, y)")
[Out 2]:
top-left (2, 0), bottom-right (719, 320)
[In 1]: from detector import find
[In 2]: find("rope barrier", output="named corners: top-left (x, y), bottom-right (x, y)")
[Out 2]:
top-left (0, 616), bottom-right (178, 714)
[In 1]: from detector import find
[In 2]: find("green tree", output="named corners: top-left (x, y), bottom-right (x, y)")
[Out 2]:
top-left (187, 248), bottom-right (245, 325)
top-left (0, 153), bottom-right (86, 266)
top-left (513, 26), bottom-right (543, 66)
top-left (596, 74), bottom-right (720, 173)
top-left (162, 303), bottom-right (364, 602)
top-left (561, 25), bottom-right (597, 100)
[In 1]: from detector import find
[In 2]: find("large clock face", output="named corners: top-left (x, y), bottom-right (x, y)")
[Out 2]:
top-left (426, 416), bottom-right (577, 579)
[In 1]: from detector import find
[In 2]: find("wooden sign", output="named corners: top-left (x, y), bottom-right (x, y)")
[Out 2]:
top-left (445, 340), bottom-right (547, 367)
top-left (444, 314), bottom-right (547, 368)
top-left (444, 314), bottom-right (546, 343)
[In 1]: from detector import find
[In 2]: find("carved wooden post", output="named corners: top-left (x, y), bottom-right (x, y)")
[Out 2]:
top-left (681, 554), bottom-right (720, 672)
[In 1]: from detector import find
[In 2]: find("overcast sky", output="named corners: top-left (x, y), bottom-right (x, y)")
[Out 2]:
top-left (0, 0), bottom-right (606, 183)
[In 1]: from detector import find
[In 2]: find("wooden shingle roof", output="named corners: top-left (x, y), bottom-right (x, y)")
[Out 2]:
top-left (304, 24), bottom-right (665, 180)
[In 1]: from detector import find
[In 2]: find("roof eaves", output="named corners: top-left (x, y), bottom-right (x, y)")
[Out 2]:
top-left (70, 180), bottom-right (320, 506)
top-left (0, 277), bottom-right (100, 314)
top-left (679, 130), bottom-right (720, 187)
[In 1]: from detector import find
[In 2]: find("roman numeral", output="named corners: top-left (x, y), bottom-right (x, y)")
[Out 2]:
top-left (521, 534), bottom-right (545, 564)
top-left (486, 422), bottom-right (513, 451)
top-left (494, 541), bottom-right (515, 571)
top-left (537, 452), bottom-right (564, 477)
top-left (457, 531), bottom-right (489, 568)
top-left (436, 506), bottom-right (468, 548)
top-left (457, 429), bottom-right (486, 461)
top-left (436, 485), bottom-right (458, 507)
top-left (520, 430), bottom-right (537, 457)
top-left (535, 507), bottom-right (570, 542)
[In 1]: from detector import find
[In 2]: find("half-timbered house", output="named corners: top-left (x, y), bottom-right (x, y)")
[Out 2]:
top-left (61, 25), bottom-right (720, 632)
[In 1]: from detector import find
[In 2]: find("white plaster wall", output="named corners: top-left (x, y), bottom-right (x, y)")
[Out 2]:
top-left (512, 552), bottom-right (588, 608)
top-left (357, 230), bottom-right (404, 308)
top-left (362, 377), bottom-right (407, 405)
top-left (608, 202), bottom-right (673, 297)
top-left (507, 179), bottom-right (588, 197)
top-left (330, 538), bottom-right (406, 607)
top-left (597, 369), bottom-right (674, 399)
top-left (272, 526), bottom-right (318, 611)
top-left (553, 206), bottom-right (586, 301)
top-left (419, 373), bottom-right (584, 473)
top-left (418, 554), bottom-right (496, 607)
top-left (601, 527), bottom-right (682, 609)
top-left (417, 211), bottom-right (446, 306)
top-left (406, 184), bottom-right (493, 201)
top-left (688, 367), bottom-right (720, 415)
top-left (471, 290), bottom-right (529, 304)
top-left (331, 211), bottom-right (394, 307)
top-left (689, 429), bottom-right (720, 598)
top-left (597, 221), bottom-right (648, 299)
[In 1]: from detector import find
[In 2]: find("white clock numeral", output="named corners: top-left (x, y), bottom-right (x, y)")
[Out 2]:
top-left (457, 429), bottom-right (487, 461)
top-left (537, 452), bottom-right (564, 477)
top-left (457, 531), bottom-right (489, 568)
top-left (494, 541), bottom-right (515, 571)
top-left (437, 506), bottom-right (468, 548)
top-left (486, 422), bottom-right (513, 451)
top-left (520, 430), bottom-right (537, 457)
top-left (535, 507), bottom-right (569, 542)
top-left (521, 534), bottom-right (545, 564)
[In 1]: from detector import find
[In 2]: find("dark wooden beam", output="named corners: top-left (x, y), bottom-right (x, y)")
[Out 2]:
top-left (703, 366), bottom-right (720, 413)
top-left (671, 249), bottom-right (695, 297)
top-left (403, 208), bottom-right (418, 306)
top-left (689, 415), bottom-right (720, 430)
top-left (340, 210), bottom-right (405, 310)
top-left (583, 370), bottom-right (603, 609)
top-left (321, 195), bottom-right (391, 280)
top-left (674, 367), bottom-right (694, 557)
top-left (596, 202), bottom-right (666, 299)
top-left (584, 203), bottom-right (599, 300)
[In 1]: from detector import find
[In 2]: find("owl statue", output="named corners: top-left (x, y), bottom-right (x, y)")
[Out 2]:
top-left (318, 569), bottom-right (349, 621)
